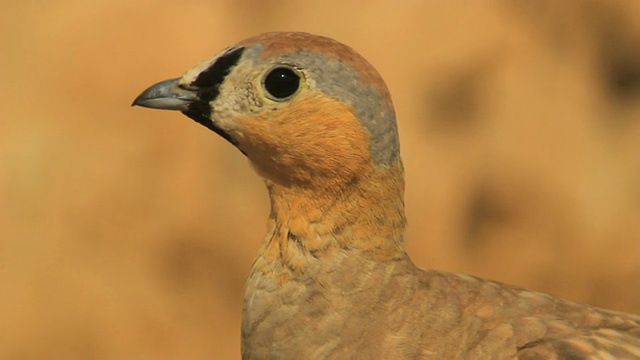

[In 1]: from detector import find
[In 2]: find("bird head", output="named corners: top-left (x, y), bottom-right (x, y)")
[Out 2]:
top-left (133, 32), bottom-right (401, 191)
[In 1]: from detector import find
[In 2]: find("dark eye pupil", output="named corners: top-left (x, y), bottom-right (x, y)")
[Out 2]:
top-left (264, 67), bottom-right (300, 99)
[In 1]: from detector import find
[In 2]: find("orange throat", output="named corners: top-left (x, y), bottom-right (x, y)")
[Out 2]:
top-left (257, 159), bottom-right (408, 273)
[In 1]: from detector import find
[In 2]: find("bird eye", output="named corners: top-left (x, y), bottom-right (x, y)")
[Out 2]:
top-left (262, 67), bottom-right (300, 100)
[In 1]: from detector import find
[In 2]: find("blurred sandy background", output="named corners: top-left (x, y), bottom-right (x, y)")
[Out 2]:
top-left (1, 0), bottom-right (640, 358)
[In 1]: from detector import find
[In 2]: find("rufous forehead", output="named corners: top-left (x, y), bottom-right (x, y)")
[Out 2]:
top-left (236, 32), bottom-right (389, 97)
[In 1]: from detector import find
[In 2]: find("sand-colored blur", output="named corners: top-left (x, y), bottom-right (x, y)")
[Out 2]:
top-left (1, 1), bottom-right (639, 358)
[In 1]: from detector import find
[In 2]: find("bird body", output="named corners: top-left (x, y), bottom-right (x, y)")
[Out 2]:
top-left (133, 32), bottom-right (640, 359)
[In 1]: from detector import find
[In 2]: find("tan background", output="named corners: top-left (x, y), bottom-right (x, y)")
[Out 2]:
top-left (2, 0), bottom-right (640, 358)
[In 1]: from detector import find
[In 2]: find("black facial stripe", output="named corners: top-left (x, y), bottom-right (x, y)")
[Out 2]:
top-left (192, 46), bottom-right (245, 103)
top-left (182, 46), bottom-right (246, 155)
top-left (181, 109), bottom-right (246, 156)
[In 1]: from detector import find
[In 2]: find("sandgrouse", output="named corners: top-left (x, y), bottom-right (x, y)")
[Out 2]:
top-left (133, 32), bottom-right (640, 359)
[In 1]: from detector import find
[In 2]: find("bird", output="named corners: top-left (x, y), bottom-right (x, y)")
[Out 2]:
top-left (133, 32), bottom-right (640, 359)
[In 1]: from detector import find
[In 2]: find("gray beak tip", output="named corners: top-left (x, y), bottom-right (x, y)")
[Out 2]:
top-left (132, 77), bottom-right (194, 111)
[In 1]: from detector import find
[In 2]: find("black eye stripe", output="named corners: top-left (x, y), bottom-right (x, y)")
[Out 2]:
top-left (192, 47), bottom-right (245, 99)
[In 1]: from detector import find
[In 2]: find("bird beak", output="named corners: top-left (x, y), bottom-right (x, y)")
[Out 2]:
top-left (132, 75), bottom-right (244, 153)
top-left (131, 77), bottom-right (197, 111)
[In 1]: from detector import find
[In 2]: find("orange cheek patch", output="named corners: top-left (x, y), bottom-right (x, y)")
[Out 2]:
top-left (234, 91), bottom-right (371, 185)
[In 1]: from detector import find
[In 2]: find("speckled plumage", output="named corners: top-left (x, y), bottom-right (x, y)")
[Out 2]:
top-left (133, 32), bottom-right (640, 359)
